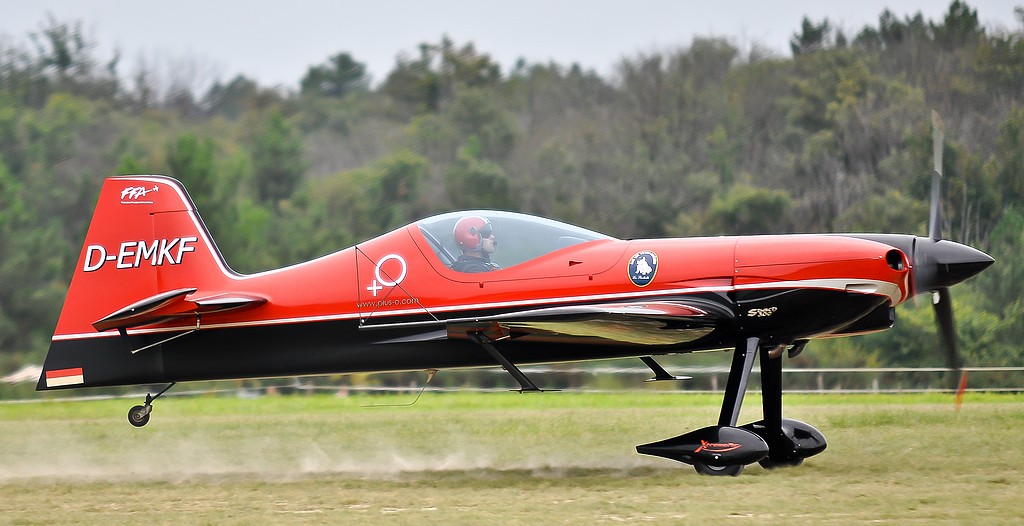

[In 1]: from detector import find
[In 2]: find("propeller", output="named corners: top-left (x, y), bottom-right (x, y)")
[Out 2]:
top-left (842, 112), bottom-right (992, 404)
top-left (932, 286), bottom-right (964, 405)
top-left (928, 110), bottom-right (944, 242)
top-left (928, 112), bottom-right (959, 391)
top-left (920, 111), bottom-right (976, 404)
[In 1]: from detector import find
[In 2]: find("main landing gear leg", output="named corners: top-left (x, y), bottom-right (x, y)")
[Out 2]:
top-left (719, 337), bottom-right (759, 428)
top-left (752, 347), bottom-right (802, 468)
top-left (638, 338), bottom-right (828, 475)
top-left (468, 332), bottom-right (547, 392)
top-left (127, 382), bottom-right (176, 427)
top-left (692, 336), bottom-right (761, 476)
top-left (636, 337), bottom-right (769, 476)
top-left (740, 346), bottom-right (827, 468)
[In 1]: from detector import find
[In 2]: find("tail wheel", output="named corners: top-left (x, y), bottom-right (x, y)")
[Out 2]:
top-left (126, 382), bottom-right (174, 428)
top-left (128, 405), bottom-right (151, 427)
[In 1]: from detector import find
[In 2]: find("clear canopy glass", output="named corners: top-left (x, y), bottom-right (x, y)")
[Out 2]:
top-left (416, 210), bottom-right (614, 270)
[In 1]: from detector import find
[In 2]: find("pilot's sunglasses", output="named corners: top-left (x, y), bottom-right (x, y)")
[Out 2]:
top-left (478, 225), bottom-right (493, 238)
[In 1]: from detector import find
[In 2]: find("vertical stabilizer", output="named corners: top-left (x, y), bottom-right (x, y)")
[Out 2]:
top-left (37, 173), bottom-right (235, 386)
top-left (48, 175), bottom-right (233, 343)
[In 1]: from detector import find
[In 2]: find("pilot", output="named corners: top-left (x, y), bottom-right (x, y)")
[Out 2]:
top-left (451, 215), bottom-right (501, 273)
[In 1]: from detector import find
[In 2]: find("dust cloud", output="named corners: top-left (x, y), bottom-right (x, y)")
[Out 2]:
top-left (0, 418), bottom-right (660, 482)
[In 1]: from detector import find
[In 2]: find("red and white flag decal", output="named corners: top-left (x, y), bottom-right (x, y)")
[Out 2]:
top-left (45, 367), bottom-right (84, 388)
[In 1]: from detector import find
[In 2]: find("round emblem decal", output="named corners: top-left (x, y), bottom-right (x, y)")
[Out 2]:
top-left (628, 250), bottom-right (658, 287)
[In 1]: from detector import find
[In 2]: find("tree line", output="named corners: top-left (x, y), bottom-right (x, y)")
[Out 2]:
top-left (1, 1), bottom-right (1022, 375)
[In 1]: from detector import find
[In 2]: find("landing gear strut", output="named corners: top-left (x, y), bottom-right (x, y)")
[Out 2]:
top-left (469, 332), bottom-right (552, 392)
top-left (127, 382), bottom-right (176, 427)
top-left (741, 345), bottom-right (827, 469)
top-left (636, 337), bottom-right (826, 475)
top-left (637, 337), bottom-right (767, 476)
top-left (690, 336), bottom-right (761, 476)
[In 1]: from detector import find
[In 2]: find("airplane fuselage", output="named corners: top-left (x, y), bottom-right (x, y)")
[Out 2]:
top-left (39, 176), bottom-right (912, 389)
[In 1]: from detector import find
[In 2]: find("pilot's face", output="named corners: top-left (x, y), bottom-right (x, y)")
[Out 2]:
top-left (479, 225), bottom-right (496, 254)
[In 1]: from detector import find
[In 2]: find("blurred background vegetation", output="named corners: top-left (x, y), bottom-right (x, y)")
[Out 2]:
top-left (1, 1), bottom-right (1022, 379)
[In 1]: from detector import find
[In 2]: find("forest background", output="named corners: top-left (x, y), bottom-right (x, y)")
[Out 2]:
top-left (1, 1), bottom-right (1022, 380)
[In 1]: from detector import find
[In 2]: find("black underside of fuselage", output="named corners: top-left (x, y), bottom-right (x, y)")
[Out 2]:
top-left (38, 318), bottom-right (728, 390)
top-left (734, 287), bottom-right (892, 343)
top-left (37, 288), bottom-right (890, 390)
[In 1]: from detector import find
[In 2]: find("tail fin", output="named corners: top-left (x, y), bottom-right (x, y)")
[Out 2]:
top-left (52, 175), bottom-right (234, 339)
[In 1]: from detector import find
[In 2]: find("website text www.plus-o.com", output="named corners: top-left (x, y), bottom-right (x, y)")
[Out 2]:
top-left (356, 297), bottom-right (420, 309)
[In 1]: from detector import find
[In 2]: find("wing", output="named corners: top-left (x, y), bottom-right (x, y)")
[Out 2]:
top-left (443, 300), bottom-right (732, 346)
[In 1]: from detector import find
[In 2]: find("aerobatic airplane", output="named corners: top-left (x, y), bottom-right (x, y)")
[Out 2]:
top-left (36, 117), bottom-right (993, 475)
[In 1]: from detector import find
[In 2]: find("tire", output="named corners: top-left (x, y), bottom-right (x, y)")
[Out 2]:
top-left (693, 462), bottom-right (744, 476)
top-left (128, 405), bottom-right (151, 427)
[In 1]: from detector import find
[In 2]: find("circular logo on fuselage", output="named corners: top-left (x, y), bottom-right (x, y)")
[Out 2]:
top-left (628, 250), bottom-right (658, 287)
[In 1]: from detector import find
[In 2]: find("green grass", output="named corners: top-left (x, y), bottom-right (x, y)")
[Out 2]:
top-left (1, 392), bottom-right (1022, 524)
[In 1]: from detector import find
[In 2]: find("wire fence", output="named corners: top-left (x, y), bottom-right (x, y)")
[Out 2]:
top-left (3, 366), bottom-right (1023, 403)
top-left (412, 365), bottom-right (1024, 394)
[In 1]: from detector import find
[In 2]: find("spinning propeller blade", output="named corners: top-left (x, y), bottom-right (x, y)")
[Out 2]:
top-left (918, 111), bottom-right (987, 394)
top-left (932, 286), bottom-right (963, 391)
top-left (928, 110), bottom-right (944, 241)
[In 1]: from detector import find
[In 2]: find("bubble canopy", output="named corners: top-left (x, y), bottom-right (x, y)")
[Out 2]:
top-left (416, 210), bottom-right (614, 270)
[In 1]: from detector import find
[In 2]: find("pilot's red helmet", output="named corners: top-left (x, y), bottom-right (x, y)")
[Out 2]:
top-left (454, 216), bottom-right (492, 251)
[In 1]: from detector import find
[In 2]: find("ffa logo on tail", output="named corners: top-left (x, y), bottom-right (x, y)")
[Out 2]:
top-left (628, 250), bottom-right (658, 287)
top-left (120, 185), bottom-right (159, 204)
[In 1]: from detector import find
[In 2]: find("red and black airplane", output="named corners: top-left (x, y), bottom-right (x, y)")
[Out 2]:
top-left (36, 125), bottom-right (993, 476)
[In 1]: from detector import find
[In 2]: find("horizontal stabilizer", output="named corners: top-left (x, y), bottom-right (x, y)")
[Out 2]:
top-left (191, 293), bottom-right (268, 313)
top-left (92, 288), bottom-right (265, 332)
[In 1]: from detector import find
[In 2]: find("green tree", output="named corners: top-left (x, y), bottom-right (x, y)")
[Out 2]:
top-left (227, 199), bottom-right (277, 272)
top-left (983, 108), bottom-right (1024, 214)
top-left (382, 43), bottom-right (442, 113)
top-left (932, 0), bottom-right (982, 48)
top-left (324, 150), bottom-right (432, 233)
top-left (445, 137), bottom-right (516, 210)
top-left (0, 158), bottom-right (27, 354)
top-left (974, 208), bottom-right (1024, 316)
top-left (204, 75), bottom-right (281, 119)
top-left (791, 17), bottom-right (837, 55)
top-left (438, 38), bottom-right (502, 90)
top-left (405, 113), bottom-right (459, 163)
top-left (447, 88), bottom-right (517, 160)
top-left (370, 151), bottom-right (428, 226)
top-left (300, 52), bottom-right (369, 98)
top-left (854, 10), bottom-right (930, 50)
top-left (252, 111), bottom-right (305, 206)
top-left (702, 184), bottom-right (794, 235)
top-left (115, 153), bottom-right (148, 175)
top-left (30, 15), bottom-right (89, 79)
top-left (382, 37), bottom-right (501, 115)
top-left (0, 101), bottom-right (25, 175)
top-left (22, 93), bottom-right (91, 170)
top-left (167, 132), bottom-right (216, 212)
top-left (833, 190), bottom-right (928, 234)
top-left (706, 124), bottom-right (737, 188)
top-left (0, 158), bottom-right (70, 362)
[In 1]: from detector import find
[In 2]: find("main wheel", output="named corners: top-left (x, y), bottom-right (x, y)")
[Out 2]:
top-left (128, 405), bottom-right (151, 427)
top-left (693, 462), bottom-right (744, 476)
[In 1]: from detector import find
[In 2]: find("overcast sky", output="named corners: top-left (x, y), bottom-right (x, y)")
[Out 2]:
top-left (1, 0), bottom-right (1021, 91)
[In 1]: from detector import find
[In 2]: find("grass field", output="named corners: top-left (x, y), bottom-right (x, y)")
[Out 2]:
top-left (1, 391), bottom-right (1022, 524)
